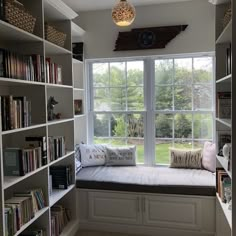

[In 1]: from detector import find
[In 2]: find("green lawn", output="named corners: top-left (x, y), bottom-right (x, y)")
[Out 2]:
top-left (94, 138), bottom-right (196, 164)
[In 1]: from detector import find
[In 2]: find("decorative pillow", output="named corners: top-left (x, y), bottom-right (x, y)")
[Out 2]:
top-left (169, 148), bottom-right (202, 169)
top-left (106, 146), bottom-right (136, 166)
top-left (202, 142), bottom-right (216, 172)
top-left (79, 143), bottom-right (107, 167)
top-left (75, 144), bottom-right (81, 161)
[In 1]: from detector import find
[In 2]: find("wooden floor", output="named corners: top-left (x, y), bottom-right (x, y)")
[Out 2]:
top-left (76, 230), bottom-right (143, 236)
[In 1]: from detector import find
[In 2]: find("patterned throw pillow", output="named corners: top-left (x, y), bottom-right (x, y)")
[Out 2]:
top-left (79, 143), bottom-right (107, 167)
top-left (106, 146), bottom-right (137, 166)
top-left (169, 148), bottom-right (202, 169)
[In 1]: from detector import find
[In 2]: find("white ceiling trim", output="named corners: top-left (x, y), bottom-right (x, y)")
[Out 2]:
top-left (62, 0), bottom-right (195, 12)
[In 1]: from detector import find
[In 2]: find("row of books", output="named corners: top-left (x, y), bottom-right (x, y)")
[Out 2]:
top-left (216, 168), bottom-right (231, 204)
top-left (19, 229), bottom-right (45, 236)
top-left (1, 95), bottom-right (31, 131)
top-left (48, 136), bottom-right (66, 162)
top-left (3, 147), bottom-right (42, 177)
top-left (46, 58), bottom-right (62, 84)
top-left (51, 205), bottom-right (71, 236)
top-left (216, 92), bottom-right (231, 119)
top-left (5, 189), bottom-right (45, 236)
top-left (0, 49), bottom-right (45, 82)
top-left (50, 166), bottom-right (73, 190)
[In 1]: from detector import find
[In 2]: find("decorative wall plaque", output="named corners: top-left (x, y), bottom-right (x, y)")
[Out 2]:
top-left (114, 25), bottom-right (188, 51)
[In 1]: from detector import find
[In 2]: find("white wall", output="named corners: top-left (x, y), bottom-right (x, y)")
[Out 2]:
top-left (75, 0), bottom-right (215, 59)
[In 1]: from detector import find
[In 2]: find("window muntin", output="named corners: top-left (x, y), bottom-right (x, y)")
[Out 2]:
top-left (92, 60), bottom-right (145, 163)
top-left (154, 57), bottom-right (214, 164)
top-left (89, 55), bottom-right (214, 165)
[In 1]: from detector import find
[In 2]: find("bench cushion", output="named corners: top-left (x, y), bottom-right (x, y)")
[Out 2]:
top-left (76, 166), bottom-right (216, 196)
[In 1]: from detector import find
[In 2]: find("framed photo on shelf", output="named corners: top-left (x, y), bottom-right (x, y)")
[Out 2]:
top-left (74, 99), bottom-right (83, 115)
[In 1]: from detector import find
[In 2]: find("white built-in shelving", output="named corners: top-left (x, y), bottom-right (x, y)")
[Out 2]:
top-left (0, 0), bottom-right (86, 235)
top-left (212, 0), bottom-right (234, 234)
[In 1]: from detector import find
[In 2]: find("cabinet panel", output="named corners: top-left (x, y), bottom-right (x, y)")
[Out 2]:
top-left (88, 192), bottom-right (142, 225)
top-left (143, 195), bottom-right (202, 230)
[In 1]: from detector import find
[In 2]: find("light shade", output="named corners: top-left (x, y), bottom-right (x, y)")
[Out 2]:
top-left (112, 0), bottom-right (136, 27)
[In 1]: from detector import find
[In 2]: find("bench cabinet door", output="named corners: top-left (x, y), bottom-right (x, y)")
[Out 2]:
top-left (143, 195), bottom-right (202, 230)
top-left (88, 191), bottom-right (142, 225)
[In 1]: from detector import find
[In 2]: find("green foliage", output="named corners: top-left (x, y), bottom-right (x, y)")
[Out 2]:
top-left (175, 114), bottom-right (192, 138)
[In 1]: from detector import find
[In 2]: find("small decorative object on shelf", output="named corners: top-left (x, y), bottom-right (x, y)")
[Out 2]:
top-left (223, 143), bottom-right (231, 160)
top-left (4, 0), bottom-right (36, 33)
top-left (72, 42), bottom-right (83, 61)
top-left (45, 23), bottom-right (67, 48)
top-left (47, 96), bottom-right (60, 121)
top-left (74, 99), bottom-right (83, 115)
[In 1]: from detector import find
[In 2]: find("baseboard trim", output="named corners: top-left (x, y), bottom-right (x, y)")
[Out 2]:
top-left (78, 220), bottom-right (215, 236)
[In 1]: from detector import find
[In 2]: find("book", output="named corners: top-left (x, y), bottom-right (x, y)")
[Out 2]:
top-left (3, 148), bottom-right (24, 176)
top-left (25, 136), bottom-right (47, 166)
top-left (50, 166), bottom-right (72, 189)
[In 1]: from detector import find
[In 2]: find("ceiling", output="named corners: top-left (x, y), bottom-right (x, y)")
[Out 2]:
top-left (62, 0), bottom-right (194, 12)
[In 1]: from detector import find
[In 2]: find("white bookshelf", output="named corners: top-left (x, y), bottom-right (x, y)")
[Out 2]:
top-left (0, 0), bottom-right (84, 235)
top-left (212, 0), bottom-right (234, 235)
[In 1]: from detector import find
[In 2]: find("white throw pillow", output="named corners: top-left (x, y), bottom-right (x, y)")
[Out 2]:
top-left (202, 142), bottom-right (216, 172)
top-left (79, 143), bottom-right (107, 167)
top-left (106, 146), bottom-right (137, 166)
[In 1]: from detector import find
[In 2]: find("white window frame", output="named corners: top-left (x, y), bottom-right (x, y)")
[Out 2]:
top-left (86, 52), bottom-right (215, 166)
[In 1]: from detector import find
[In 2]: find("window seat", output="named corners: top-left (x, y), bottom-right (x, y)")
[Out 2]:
top-left (76, 166), bottom-right (216, 196)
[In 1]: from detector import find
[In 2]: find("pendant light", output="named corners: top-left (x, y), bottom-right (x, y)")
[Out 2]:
top-left (112, 0), bottom-right (136, 27)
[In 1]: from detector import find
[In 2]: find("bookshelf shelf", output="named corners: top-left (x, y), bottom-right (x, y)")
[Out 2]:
top-left (49, 151), bottom-right (75, 166)
top-left (44, 0), bottom-right (78, 21)
top-left (13, 207), bottom-right (49, 236)
top-left (209, 0), bottom-right (230, 5)
top-left (59, 219), bottom-right (79, 236)
top-left (73, 58), bottom-right (83, 65)
top-left (49, 185), bottom-right (75, 207)
top-left (0, 78), bottom-right (46, 86)
top-left (74, 114), bottom-right (86, 119)
top-left (74, 88), bottom-right (85, 92)
top-left (2, 124), bottom-right (46, 135)
top-left (216, 155), bottom-right (232, 178)
top-left (215, 118), bottom-right (231, 128)
top-left (0, 20), bottom-right (43, 42)
top-left (216, 74), bottom-right (232, 83)
top-left (216, 20), bottom-right (232, 44)
top-left (47, 118), bottom-right (74, 126)
top-left (46, 83), bottom-right (73, 89)
top-left (45, 40), bottom-right (72, 55)
top-left (3, 165), bottom-right (48, 190)
top-left (71, 22), bottom-right (85, 38)
top-left (216, 194), bottom-right (232, 228)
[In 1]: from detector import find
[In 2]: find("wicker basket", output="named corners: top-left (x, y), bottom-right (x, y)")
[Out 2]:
top-left (4, 0), bottom-right (36, 34)
top-left (45, 23), bottom-right (67, 48)
top-left (223, 4), bottom-right (231, 29)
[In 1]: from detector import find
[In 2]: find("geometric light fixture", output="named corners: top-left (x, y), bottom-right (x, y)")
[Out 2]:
top-left (112, 0), bottom-right (136, 27)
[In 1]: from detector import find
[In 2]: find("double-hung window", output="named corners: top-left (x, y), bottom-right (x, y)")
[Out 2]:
top-left (88, 54), bottom-right (214, 165)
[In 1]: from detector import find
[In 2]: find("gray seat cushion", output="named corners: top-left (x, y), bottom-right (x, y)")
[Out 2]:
top-left (76, 166), bottom-right (216, 196)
